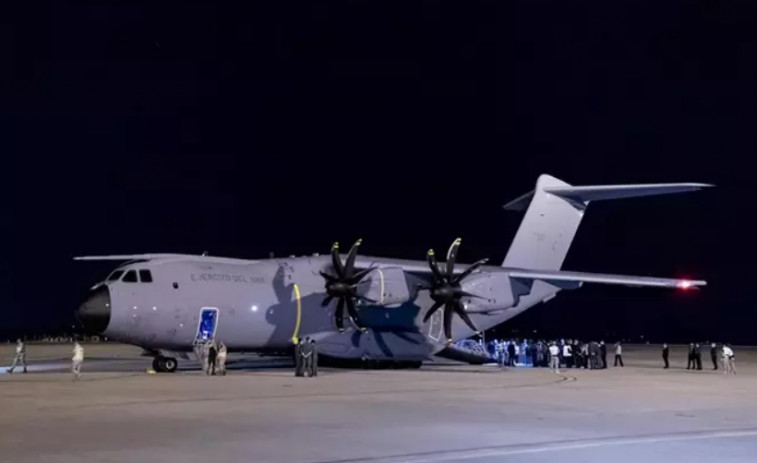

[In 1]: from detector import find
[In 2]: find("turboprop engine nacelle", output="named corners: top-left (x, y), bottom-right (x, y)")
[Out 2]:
top-left (459, 271), bottom-right (518, 313)
top-left (355, 266), bottom-right (412, 306)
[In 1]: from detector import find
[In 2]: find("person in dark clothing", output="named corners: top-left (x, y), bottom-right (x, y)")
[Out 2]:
top-left (309, 339), bottom-right (319, 376)
top-left (694, 343), bottom-right (702, 370)
top-left (600, 341), bottom-right (607, 369)
top-left (507, 343), bottom-right (516, 367)
top-left (662, 343), bottom-right (669, 369)
top-left (687, 343), bottom-right (695, 370)
top-left (207, 342), bottom-right (218, 375)
top-left (294, 339), bottom-right (305, 377)
top-left (710, 343), bottom-right (718, 370)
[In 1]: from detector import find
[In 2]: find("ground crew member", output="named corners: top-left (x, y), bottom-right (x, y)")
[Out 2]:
top-left (207, 341), bottom-right (217, 375)
top-left (599, 341), bottom-right (607, 369)
top-left (613, 342), bottom-right (624, 367)
top-left (301, 337), bottom-right (313, 376)
top-left (589, 341), bottom-right (599, 369)
top-left (662, 343), bottom-right (669, 369)
top-left (216, 341), bottom-right (228, 376)
top-left (507, 342), bottom-right (516, 367)
top-left (548, 342), bottom-right (560, 373)
top-left (72, 341), bottom-right (84, 380)
top-left (309, 338), bottom-right (319, 377)
top-left (294, 339), bottom-right (305, 377)
top-left (710, 342), bottom-right (718, 370)
top-left (7, 338), bottom-right (27, 374)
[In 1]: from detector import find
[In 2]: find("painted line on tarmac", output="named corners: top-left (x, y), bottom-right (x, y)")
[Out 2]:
top-left (318, 427), bottom-right (757, 463)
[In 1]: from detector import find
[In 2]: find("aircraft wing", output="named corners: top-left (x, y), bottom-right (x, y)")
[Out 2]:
top-left (507, 269), bottom-right (705, 289)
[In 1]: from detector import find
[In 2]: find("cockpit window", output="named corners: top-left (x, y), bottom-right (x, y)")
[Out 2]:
top-left (107, 270), bottom-right (124, 281)
top-left (122, 270), bottom-right (138, 283)
top-left (139, 269), bottom-right (153, 283)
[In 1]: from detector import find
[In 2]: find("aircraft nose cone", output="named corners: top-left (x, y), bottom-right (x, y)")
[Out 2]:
top-left (77, 285), bottom-right (111, 334)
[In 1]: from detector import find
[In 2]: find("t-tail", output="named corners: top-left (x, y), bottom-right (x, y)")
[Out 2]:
top-left (501, 174), bottom-right (713, 271)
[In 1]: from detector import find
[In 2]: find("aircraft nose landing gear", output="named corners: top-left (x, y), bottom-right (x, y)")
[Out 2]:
top-left (153, 356), bottom-right (178, 373)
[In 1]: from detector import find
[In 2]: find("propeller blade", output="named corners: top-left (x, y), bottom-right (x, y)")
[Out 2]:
top-left (345, 297), bottom-right (366, 332)
top-left (453, 301), bottom-right (480, 334)
top-left (319, 271), bottom-right (336, 283)
top-left (331, 242), bottom-right (345, 278)
top-left (321, 295), bottom-right (333, 307)
top-left (426, 249), bottom-right (445, 283)
top-left (443, 302), bottom-right (454, 344)
top-left (335, 298), bottom-right (345, 332)
top-left (445, 238), bottom-right (461, 279)
top-left (453, 258), bottom-right (489, 284)
top-left (344, 238), bottom-right (362, 278)
top-left (423, 300), bottom-right (445, 322)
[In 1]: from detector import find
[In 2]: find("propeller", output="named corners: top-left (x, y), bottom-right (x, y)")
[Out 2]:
top-left (320, 239), bottom-right (374, 332)
top-left (421, 238), bottom-right (489, 344)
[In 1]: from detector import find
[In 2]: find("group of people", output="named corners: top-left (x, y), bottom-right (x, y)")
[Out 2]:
top-left (194, 339), bottom-right (228, 375)
top-left (490, 338), bottom-right (623, 372)
top-left (294, 337), bottom-right (318, 377)
top-left (662, 342), bottom-right (736, 374)
top-left (7, 339), bottom-right (84, 380)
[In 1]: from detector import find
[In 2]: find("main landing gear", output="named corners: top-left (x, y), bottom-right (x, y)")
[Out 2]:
top-left (153, 356), bottom-right (178, 373)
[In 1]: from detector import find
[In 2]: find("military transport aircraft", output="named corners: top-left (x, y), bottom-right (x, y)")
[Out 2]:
top-left (75, 174), bottom-right (710, 372)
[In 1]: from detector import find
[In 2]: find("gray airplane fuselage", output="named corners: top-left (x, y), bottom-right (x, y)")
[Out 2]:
top-left (86, 255), bottom-right (545, 361)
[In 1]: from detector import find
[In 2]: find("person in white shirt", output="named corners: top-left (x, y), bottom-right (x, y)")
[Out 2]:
top-left (72, 342), bottom-right (84, 380)
top-left (721, 344), bottom-right (735, 375)
top-left (548, 342), bottom-right (560, 373)
top-left (614, 342), bottom-right (624, 367)
top-left (562, 343), bottom-right (573, 368)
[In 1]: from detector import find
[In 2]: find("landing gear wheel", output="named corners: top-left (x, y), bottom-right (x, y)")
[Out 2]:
top-left (152, 356), bottom-right (178, 373)
top-left (163, 357), bottom-right (178, 373)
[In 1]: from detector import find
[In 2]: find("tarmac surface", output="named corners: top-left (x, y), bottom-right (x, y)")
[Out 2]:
top-left (1, 343), bottom-right (756, 462)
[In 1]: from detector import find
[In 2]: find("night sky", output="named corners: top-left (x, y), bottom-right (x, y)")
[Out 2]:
top-left (4, 2), bottom-right (754, 343)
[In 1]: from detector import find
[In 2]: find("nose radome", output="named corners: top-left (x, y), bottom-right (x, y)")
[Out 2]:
top-left (77, 285), bottom-right (111, 334)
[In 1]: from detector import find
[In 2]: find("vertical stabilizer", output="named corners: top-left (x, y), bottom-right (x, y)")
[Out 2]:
top-left (502, 174), bottom-right (584, 270)
top-left (501, 175), bottom-right (712, 270)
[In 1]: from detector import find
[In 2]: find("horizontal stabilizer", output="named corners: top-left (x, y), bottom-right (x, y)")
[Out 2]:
top-left (508, 269), bottom-right (705, 289)
top-left (503, 181), bottom-right (712, 211)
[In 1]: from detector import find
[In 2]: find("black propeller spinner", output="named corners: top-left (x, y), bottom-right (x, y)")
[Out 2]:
top-left (421, 238), bottom-right (489, 344)
top-left (320, 239), bottom-right (373, 332)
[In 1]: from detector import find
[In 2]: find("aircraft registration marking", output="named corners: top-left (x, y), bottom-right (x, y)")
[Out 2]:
top-left (190, 273), bottom-right (265, 283)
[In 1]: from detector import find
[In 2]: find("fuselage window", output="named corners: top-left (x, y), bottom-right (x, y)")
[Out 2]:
top-left (139, 269), bottom-right (153, 283)
top-left (122, 270), bottom-right (138, 283)
top-left (107, 270), bottom-right (124, 281)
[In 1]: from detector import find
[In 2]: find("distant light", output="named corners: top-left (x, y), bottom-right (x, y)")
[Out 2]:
top-left (152, 306), bottom-right (157, 311)
top-left (677, 280), bottom-right (694, 290)
top-left (133, 306), bottom-right (137, 310)
top-left (251, 305), bottom-right (258, 312)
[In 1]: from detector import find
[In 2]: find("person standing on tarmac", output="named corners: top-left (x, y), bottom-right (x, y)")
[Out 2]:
top-left (687, 343), bottom-right (695, 370)
top-left (309, 338), bottom-right (318, 377)
top-left (662, 343), bottom-right (669, 369)
top-left (694, 343), bottom-right (702, 370)
top-left (301, 337), bottom-right (313, 376)
top-left (7, 338), bottom-right (27, 374)
top-left (548, 342), bottom-right (560, 373)
top-left (562, 342), bottom-right (573, 368)
top-left (207, 341), bottom-right (218, 375)
top-left (72, 341), bottom-right (84, 381)
top-left (600, 341), bottom-right (608, 369)
top-left (613, 342), bottom-right (624, 367)
top-left (294, 339), bottom-right (305, 377)
top-left (216, 341), bottom-right (228, 375)
top-left (710, 342), bottom-right (718, 370)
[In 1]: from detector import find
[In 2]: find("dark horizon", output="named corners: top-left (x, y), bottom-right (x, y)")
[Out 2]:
top-left (5, 2), bottom-right (754, 344)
